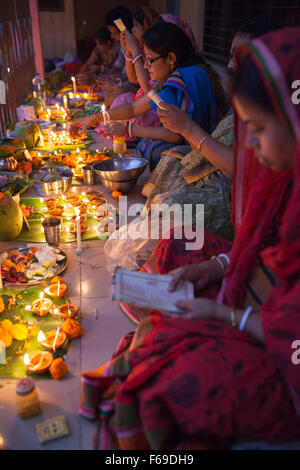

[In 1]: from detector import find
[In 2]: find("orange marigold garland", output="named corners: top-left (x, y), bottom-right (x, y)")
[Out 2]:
top-left (62, 319), bottom-right (82, 339)
top-left (49, 358), bottom-right (68, 380)
top-left (0, 297), bottom-right (5, 313)
top-left (0, 327), bottom-right (13, 348)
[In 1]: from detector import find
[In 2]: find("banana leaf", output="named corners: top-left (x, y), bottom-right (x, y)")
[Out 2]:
top-left (16, 197), bottom-right (111, 243)
top-left (0, 285), bottom-right (75, 379)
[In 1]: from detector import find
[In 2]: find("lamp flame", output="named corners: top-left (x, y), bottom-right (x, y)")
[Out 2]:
top-left (38, 330), bottom-right (46, 343)
top-left (24, 354), bottom-right (30, 366)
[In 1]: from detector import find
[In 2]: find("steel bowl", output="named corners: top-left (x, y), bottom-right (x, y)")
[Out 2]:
top-left (93, 158), bottom-right (148, 182)
top-left (100, 177), bottom-right (137, 194)
top-left (32, 166), bottom-right (73, 197)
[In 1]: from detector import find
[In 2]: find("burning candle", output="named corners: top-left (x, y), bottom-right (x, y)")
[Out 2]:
top-left (84, 93), bottom-right (88, 100)
top-left (63, 94), bottom-right (69, 109)
top-left (69, 92), bottom-right (73, 100)
top-left (101, 104), bottom-right (107, 125)
top-left (75, 208), bottom-right (82, 255)
top-left (71, 76), bottom-right (77, 93)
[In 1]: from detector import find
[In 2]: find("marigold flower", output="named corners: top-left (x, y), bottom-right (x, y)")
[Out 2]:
top-left (0, 328), bottom-right (12, 347)
top-left (11, 324), bottom-right (28, 341)
top-left (0, 319), bottom-right (13, 332)
top-left (49, 358), bottom-right (68, 380)
top-left (62, 319), bottom-right (82, 339)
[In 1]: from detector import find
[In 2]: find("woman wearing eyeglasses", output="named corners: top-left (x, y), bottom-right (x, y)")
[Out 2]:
top-left (70, 19), bottom-right (219, 170)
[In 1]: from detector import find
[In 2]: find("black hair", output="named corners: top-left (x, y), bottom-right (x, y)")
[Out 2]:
top-left (229, 55), bottom-right (273, 113)
top-left (236, 17), bottom-right (278, 40)
top-left (105, 5), bottom-right (133, 31)
top-left (143, 19), bottom-right (203, 68)
top-left (134, 8), bottom-right (145, 26)
top-left (94, 27), bottom-right (112, 44)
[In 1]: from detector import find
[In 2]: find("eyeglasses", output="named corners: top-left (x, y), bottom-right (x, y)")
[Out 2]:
top-left (144, 55), bottom-right (165, 66)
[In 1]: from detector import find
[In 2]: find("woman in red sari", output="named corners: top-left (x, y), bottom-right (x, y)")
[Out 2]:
top-left (80, 28), bottom-right (300, 450)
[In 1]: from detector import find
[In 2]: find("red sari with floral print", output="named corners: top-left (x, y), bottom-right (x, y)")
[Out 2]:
top-left (80, 28), bottom-right (300, 450)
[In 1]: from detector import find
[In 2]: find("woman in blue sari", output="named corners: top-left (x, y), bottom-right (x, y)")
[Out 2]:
top-left (70, 19), bottom-right (219, 170)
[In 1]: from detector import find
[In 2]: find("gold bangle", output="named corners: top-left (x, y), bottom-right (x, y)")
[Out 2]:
top-left (197, 135), bottom-right (208, 152)
top-left (230, 308), bottom-right (237, 328)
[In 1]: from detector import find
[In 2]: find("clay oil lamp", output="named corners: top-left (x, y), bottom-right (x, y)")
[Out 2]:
top-left (71, 214), bottom-right (87, 225)
top-left (48, 206), bottom-right (64, 217)
top-left (86, 190), bottom-right (103, 201)
top-left (65, 195), bottom-right (81, 205)
top-left (29, 292), bottom-right (53, 317)
top-left (39, 328), bottom-right (67, 352)
top-left (44, 198), bottom-right (57, 210)
top-left (24, 351), bottom-right (53, 374)
top-left (54, 303), bottom-right (79, 319)
top-left (78, 204), bottom-right (88, 215)
top-left (44, 281), bottom-right (68, 299)
top-left (70, 223), bottom-right (88, 235)
top-left (91, 197), bottom-right (106, 209)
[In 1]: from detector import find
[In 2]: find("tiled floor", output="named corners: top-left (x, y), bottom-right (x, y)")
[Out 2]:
top-left (0, 139), bottom-right (147, 449)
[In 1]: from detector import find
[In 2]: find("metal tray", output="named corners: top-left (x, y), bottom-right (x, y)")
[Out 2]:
top-left (1, 245), bottom-right (68, 286)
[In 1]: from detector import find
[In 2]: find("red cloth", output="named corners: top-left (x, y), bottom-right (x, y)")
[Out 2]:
top-left (80, 28), bottom-right (300, 449)
top-left (64, 62), bottom-right (82, 75)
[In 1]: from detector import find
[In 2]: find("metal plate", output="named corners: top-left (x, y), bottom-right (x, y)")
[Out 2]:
top-left (1, 245), bottom-right (68, 286)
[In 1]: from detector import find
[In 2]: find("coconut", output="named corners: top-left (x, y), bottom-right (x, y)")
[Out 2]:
top-left (14, 122), bottom-right (40, 149)
top-left (0, 195), bottom-right (23, 240)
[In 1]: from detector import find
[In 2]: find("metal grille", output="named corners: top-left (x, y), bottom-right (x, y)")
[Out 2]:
top-left (0, 0), bottom-right (35, 135)
top-left (203, 0), bottom-right (300, 63)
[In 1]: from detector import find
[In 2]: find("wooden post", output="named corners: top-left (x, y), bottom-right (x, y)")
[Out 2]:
top-left (29, 0), bottom-right (45, 78)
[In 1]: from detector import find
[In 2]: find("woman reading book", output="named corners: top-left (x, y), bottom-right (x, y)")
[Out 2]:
top-left (80, 28), bottom-right (300, 450)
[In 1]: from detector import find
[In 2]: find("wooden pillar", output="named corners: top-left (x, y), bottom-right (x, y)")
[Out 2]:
top-left (29, 0), bottom-right (45, 78)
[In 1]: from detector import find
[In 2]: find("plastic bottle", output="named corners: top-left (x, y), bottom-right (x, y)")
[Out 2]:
top-left (16, 378), bottom-right (42, 419)
top-left (113, 136), bottom-right (127, 156)
top-left (32, 73), bottom-right (46, 110)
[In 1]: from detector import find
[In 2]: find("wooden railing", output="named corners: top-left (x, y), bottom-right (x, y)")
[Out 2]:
top-left (0, 1), bottom-right (36, 136)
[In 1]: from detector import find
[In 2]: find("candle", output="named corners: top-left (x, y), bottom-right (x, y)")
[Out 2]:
top-left (69, 92), bottom-right (73, 100)
top-left (71, 76), bottom-right (77, 93)
top-left (57, 281), bottom-right (61, 298)
top-left (75, 208), bottom-right (82, 255)
top-left (63, 94), bottom-right (69, 109)
top-left (52, 327), bottom-right (61, 353)
top-left (84, 93), bottom-right (88, 100)
top-left (48, 129), bottom-right (53, 152)
top-left (101, 104), bottom-right (107, 125)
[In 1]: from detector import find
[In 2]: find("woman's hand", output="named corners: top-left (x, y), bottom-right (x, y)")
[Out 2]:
top-left (168, 259), bottom-right (224, 293)
top-left (120, 31), bottom-right (140, 57)
top-left (175, 297), bottom-right (221, 320)
top-left (70, 115), bottom-right (98, 136)
top-left (158, 103), bottom-right (194, 136)
top-left (97, 76), bottom-right (119, 92)
top-left (104, 122), bottom-right (125, 137)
